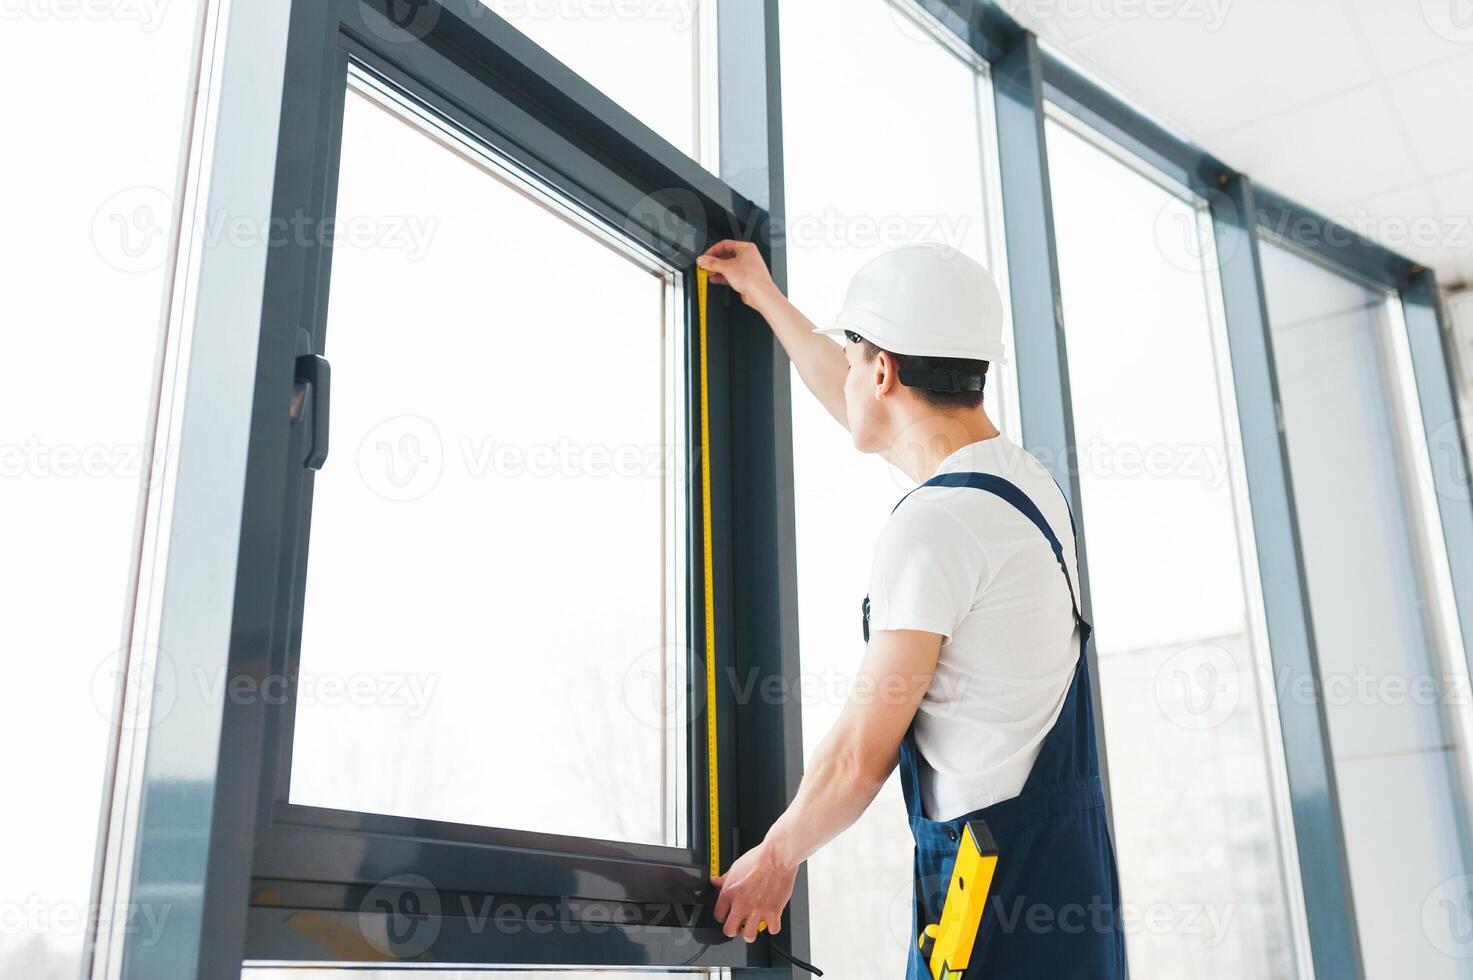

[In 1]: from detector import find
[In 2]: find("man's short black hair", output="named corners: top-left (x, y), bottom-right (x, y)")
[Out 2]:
top-left (851, 334), bottom-right (989, 409)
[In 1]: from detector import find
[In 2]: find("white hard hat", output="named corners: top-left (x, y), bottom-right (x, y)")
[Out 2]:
top-left (817, 243), bottom-right (1007, 364)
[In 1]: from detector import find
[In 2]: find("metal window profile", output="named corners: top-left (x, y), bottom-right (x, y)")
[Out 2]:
top-left (181, 0), bottom-right (805, 971)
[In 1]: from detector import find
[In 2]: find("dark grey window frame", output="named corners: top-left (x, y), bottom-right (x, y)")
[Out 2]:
top-left (188, 0), bottom-right (801, 972)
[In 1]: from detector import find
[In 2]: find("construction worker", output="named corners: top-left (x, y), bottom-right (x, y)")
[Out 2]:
top-left (698, 240), bottom-right (1126, 977)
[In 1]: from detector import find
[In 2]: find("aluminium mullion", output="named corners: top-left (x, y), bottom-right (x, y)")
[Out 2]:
top-left (1211, 174), bottom-right (1364, 979)
top-left (93, 1), bottom-right (298, 978)
top-left (1401, 271), bottom-right (1473, 701)
top-left (990, 31), bottom-right (1117, 826)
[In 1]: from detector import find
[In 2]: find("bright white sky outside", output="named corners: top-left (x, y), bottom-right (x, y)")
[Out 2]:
top-left (288, 83), bottom-right (684, 847)
top-left (0, 2), bottom-right (205, 975)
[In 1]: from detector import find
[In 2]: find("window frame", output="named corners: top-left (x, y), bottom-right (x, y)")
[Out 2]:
top-left (220, 0), bottom-right (797, 969)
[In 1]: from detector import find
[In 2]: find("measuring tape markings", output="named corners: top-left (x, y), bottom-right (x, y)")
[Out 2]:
top-left (697, 266), bottom-right (721, 879)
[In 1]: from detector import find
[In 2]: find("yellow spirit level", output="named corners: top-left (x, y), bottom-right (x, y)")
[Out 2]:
top-left (917, 819), bottom-right (999, 980)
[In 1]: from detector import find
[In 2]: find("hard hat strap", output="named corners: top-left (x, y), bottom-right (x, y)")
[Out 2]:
top-left (898, 365), bottom-right (985, 395)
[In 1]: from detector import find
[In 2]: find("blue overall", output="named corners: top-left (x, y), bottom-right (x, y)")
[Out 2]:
top-left (865, 472), bottom-right (1126, 979)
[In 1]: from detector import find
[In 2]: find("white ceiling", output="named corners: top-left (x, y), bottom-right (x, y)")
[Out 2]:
top-left (1009, 0), bottom-right (1473, 289)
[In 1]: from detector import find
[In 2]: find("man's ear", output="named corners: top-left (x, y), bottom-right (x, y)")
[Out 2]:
top-left (873, 350), bottom-right (901, 398)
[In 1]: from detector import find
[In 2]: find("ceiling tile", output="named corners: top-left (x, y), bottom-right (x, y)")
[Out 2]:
top-left (1209, 86), bottom-right (1420, 207)
top-left (1340, 0), bottom-right (1473, 77)
top-left (1323, 180), bottom-right (1468, 276)
top-left (1387, 52), bottom-right (1473, 176)
top-left (1011, 5), bottom-right (1120, 46)
top-left (1326, 181), bottom-right (1439, 235)
top-left (1065, 0), bottom-right (1375, 137)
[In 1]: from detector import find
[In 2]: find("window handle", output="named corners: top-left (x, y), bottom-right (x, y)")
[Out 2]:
top-left (291, 350), bottom-right (331, 471)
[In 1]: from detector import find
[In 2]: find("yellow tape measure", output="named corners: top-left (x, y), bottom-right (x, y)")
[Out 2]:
top-left (699, 266), bottom-right (776, 947)
top-left (698, 267), bottom-right (720, 879)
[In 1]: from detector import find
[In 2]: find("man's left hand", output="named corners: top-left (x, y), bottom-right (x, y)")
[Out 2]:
top-left (711, 839), bottom-right (798, 942)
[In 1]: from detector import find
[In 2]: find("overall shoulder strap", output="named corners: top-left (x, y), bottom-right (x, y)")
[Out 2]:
top-left (895, 471), bottom-right (1087, 631)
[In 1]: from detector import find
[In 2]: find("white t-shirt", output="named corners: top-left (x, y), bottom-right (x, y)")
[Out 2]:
top-left (866, 435), bottom-right (1081, 821)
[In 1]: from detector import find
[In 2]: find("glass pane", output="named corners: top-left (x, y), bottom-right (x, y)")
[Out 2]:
top-left (0, 5), bottom-right (203, 978)
top-left (287, 75), bottom-right (687, 849)
top-left (1261, 239), bottom-right (1473, 978)
top-left (779, 0), bottom-right (1014, 974)
top-left (1047, 118), bottom-right (1305, 978)
top-left (474, 0), bottom-right (709, 163)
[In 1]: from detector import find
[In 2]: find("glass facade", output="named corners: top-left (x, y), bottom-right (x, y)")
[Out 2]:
top-left (8, 1), bottom-right (1471, 976)
top-left (1046, 117), bottom-right (1308, 978)
top-left (1260, 239), bottom-right (1473, 980)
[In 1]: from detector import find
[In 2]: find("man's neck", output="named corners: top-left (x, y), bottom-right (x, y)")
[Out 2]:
top-left (887, 409), bottom-right (1001, 484)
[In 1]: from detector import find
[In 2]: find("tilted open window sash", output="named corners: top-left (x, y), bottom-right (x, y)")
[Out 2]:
top-left (228, 0), bottom-right (801, 969)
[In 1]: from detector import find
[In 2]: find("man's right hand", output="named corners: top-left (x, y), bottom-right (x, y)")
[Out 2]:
top-left (697, 238), bottom-right (852, 434)
top-left (697, 240), bottom-right (781, 313)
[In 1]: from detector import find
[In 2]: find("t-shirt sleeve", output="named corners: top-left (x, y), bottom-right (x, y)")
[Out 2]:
top-left (866, 497), bottom-right (988, 640)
